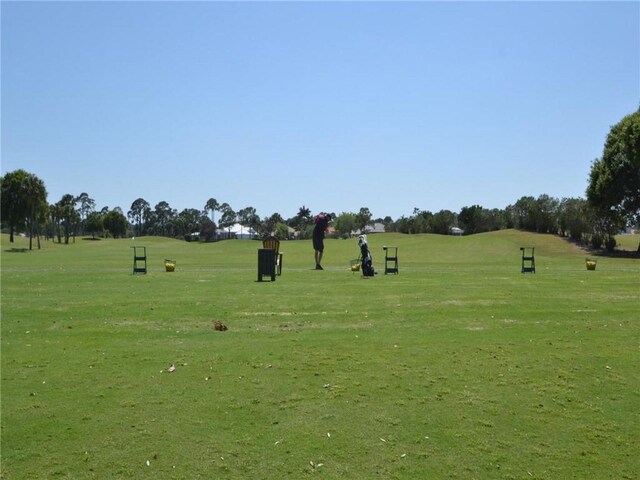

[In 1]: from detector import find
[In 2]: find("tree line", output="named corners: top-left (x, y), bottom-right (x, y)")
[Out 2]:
top-left (2, 108), bottom-right (638, 251)
top-left (378, 195), bottom-right (609, 248)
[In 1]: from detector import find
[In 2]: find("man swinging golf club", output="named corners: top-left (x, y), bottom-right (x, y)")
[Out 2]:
top-left (313, 213), bottom-right (332, 270)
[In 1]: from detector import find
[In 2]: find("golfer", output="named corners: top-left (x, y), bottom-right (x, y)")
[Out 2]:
top-left (313, 213), bottom-right (332, 270)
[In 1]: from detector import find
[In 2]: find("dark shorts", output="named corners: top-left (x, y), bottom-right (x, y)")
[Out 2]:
top-left (313, 235), bottom-right (324, 252)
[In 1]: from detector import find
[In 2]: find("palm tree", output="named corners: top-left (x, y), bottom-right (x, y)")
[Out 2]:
top-left (1, 169), bottom-right (30, 242)
top-left (218, 203), bottom-right (236, 237)
top-left (205, 197), bottom-right (220, 223)
top-left (128, 198), bottom-right (150, 237)
top-left (291, 205), bottom-right (312, 232)
top-left (237, 207), bottom-right (260, 238)
top-left (57, 194), bottom-right (80, 244)
top-left (22, 173), bottom-right (48, 250)
top-left (76, 192), bottom-right (96, 235)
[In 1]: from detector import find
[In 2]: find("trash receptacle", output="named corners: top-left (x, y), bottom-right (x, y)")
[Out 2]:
top-left (258, 249), bottom-right (276, 281)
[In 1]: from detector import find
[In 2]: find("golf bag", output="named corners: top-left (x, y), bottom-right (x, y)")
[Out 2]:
top-left (358, 235), bottom-right (375, 277)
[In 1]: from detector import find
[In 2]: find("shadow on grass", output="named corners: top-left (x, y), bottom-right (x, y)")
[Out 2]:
top-left (562, 236), bottom-right (640, 259)
top-left (82, 237), bottom-right (101, 241)
top-left (590, 249), bottom-right (640, 259)
top-left (5, 247), bottom-right (29, 253)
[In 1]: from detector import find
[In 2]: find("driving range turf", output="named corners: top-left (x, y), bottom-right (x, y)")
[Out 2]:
top-left (1, 230), bottom-right (638, 479)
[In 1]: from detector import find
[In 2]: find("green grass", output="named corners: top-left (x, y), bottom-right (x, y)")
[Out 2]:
top-left (1, 231), bottom-right (639, 479)
top-left (616, 233), bottom-right (640, 252)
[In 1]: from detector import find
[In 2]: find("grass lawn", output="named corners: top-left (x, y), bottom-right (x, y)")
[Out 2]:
top-left (1, 230), bottom-right (638, 479)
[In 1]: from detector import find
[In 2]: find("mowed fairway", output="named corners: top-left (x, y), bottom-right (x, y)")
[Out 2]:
top-left (1, 231), bottom-right (638, 479)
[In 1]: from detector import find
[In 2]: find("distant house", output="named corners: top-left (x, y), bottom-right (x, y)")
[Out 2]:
top-left (450, 227), bottom-right (464, 236)
top-left (365, 223), bottom-right (386, 234)
top-left (352, 223), bottom-right (386, 236)
top-left (216, 223), bottom-right (256, 240)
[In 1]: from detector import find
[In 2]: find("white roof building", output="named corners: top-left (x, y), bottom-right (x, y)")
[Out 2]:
top-left (217, 223), bottom-right (256, 240)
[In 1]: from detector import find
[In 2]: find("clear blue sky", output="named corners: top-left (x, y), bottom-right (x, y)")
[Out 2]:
top-left (2, 1), bottom-right (638, 221)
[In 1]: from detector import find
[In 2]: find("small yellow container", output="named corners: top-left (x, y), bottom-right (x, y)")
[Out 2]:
top-left (165, 259), bottom-right (176, 272)
top-left (586, 259), bottom-right (596, 271)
